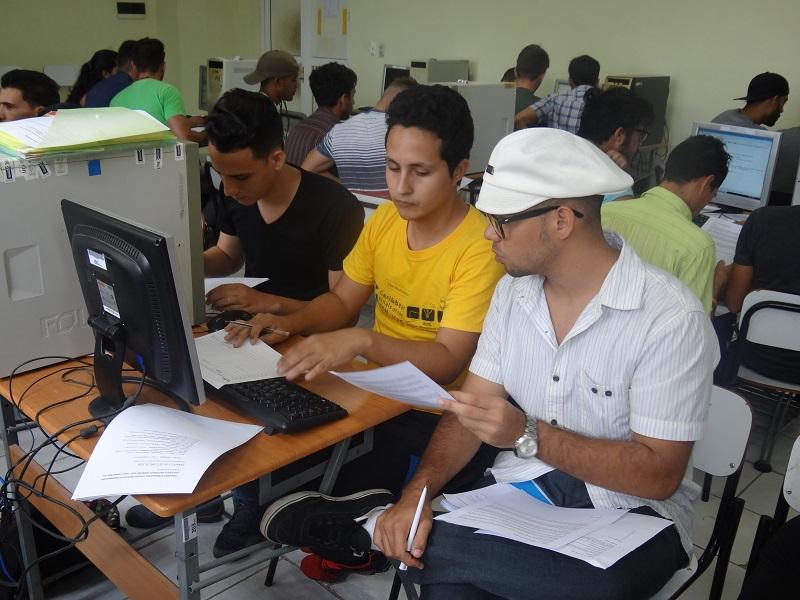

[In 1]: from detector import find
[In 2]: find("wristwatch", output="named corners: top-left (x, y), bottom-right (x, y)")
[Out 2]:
top-left (514, 414), bottom-right (538, 459)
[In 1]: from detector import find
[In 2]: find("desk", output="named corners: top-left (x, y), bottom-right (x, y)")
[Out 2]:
top-left (0, 338), bottom-right (407, 600)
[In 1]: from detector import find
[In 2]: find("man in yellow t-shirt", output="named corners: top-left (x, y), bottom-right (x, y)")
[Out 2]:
top-left (222, 85), bottom-right (504, 574)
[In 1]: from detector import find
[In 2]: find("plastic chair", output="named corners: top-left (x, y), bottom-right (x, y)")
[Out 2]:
top-left (734, 290), bottom-right (800, 472)
top-left (741, 434), bottom-right (800, 588)
top-left (389, 386), bottom-right (752, 600)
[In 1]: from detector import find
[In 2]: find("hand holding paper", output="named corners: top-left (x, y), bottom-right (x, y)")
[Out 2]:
top-left (329, 361), bottom-right (453, 409)
top-left (442, 390), bottom-right (527, 448)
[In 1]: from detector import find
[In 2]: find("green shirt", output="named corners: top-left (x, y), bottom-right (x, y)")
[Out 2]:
top-left (110, 78), bottom-right (186, 125)
top-left (601, 186), bottom-right (716, 312)
top-left (515, 87), bottom-right (540, 114)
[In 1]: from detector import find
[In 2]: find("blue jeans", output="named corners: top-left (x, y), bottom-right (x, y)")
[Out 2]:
top-left (403, 473), bottom-right (688, 600)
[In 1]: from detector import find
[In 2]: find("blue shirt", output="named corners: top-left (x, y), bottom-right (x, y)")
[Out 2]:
top-left (84, 72), bottom-right (133, 108)
top-left (531, 85), bottom-right (593, 133)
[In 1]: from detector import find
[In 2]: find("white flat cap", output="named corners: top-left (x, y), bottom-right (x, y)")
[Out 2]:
top-left (476, 128), bottom-right (633, 215)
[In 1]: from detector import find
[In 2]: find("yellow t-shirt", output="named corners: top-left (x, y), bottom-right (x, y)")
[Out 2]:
top-left (344, 202), bottom-right (504, 344)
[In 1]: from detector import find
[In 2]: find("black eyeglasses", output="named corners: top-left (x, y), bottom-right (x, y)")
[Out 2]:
top-left (633, 127), bottom-right (650, 143)
top-left (484, 205), bottom-right (584, 239)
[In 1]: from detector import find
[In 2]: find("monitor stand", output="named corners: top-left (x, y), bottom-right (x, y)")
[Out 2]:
top-left (88, 316), bottom-right (129, 420)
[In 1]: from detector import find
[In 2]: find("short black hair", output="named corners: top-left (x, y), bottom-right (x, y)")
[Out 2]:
top-left (117, 40), bottom-right (138, 69)
top-left (568, 55), bottom-right (600, 86)
top-left (206, 89), bottom-right (283, 158)
top-left (516, 45), bottom-right (550, 80)
top-left (133, 37), bottom-right (165, 73)
top-left (0, 69), bottom-right (59, 110)
top-left (500, 67), bottom-right (516, 83)
top-left (664, 135), bottom-right (730, 190)
top-left (309, 62), bottom-right (357, 108)
top-left (539, 196), bottom-right (603, 226)
top-left (577, 87), bottom-right (654, 144)
top-left (386, 84), bottom-right (473, 175)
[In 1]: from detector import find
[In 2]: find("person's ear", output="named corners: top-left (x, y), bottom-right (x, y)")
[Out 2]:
top-left (451, 158), bottom-right (469, 184)
top-left (268, 147), bottom-right (287, 171)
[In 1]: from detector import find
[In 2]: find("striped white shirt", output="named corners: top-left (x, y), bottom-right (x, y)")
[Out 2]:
top-left (317, 110), bottom-right (389, 196)
top-left (471, 233), bottom-right (718, 555)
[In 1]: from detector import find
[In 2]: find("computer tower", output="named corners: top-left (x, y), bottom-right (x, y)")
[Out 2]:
top-left (0, 143), bottom-right (204, 376)
top-left (446, 82), bottom-right (515, 173)
top-left (603, 75), bottom-right (670, 146)
top-left (200, 57), bottom-right (259, 111)
top-left (410, 59), bottom-right (470, 84)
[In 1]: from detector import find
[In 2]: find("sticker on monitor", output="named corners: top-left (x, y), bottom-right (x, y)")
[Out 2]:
top-left (96, 280), bottom-right (121, 318)
top-left (87, 248), bottom-right (108, 270)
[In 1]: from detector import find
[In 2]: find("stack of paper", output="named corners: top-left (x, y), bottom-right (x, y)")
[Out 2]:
top-left (437, 483), bottom-right (672, 569)
top-left (701, 214), bottom-right (744, 263)
top-left (194, 330), bottom-right (283, 389)
top-left (0, 107), bottom-right (174, 158)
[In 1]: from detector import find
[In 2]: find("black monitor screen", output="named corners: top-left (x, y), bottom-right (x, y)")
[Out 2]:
top-left (383, 65), bottom-right (411, 91)
top-left (61, 199), bottom-right (204, 418)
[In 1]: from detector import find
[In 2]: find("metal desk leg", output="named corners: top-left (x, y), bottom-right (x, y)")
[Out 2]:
top-left (174, 509), bottom-right (201, 600)
top-left (0, 395), bottom-right (44, 600)
top-left (319, 438), bottom-right (351, 495)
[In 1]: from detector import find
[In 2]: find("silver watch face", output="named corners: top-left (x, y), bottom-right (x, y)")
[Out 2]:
top-left (515, 435), bottom-right (537, 459)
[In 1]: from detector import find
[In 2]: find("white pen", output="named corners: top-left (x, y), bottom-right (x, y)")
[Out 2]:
top-left (399, 485), bottom-right (428, 571)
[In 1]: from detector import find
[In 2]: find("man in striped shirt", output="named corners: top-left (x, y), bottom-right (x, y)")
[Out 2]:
top-left (284, 62), bottom-right (357, 167)
top-left (514, 54), bottom-right (600, 132)
top-left (261, 129), bottom-right (719, 599)
top-left (302, 76), bottom-right (417, 197)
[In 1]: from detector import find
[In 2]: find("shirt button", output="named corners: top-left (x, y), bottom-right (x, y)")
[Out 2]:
top-left (591, 387), bottom-right (598, 394)
top-left (605, 390), bottom-right (613, 397)
top-left (550, 419), bottom-right (558, 426)
top-left (552, 375), bottom-right (560, 382)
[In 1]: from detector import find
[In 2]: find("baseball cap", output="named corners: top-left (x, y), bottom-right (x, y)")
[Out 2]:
top-left (476, 129), bottom-right (633, 215)
top-left (734, 72), bottom-right (789, 102)
top-left (243, 50), bottom-right (299, 85)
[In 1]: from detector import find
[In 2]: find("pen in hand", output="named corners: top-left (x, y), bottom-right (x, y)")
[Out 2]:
top-left (400, 485), bottom-right (428, 571)
top-left (228, 320), bottom-right (290, 337)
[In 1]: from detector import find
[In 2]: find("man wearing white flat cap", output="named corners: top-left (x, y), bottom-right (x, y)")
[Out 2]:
top-left (259, 129), bottom-right (719, 599)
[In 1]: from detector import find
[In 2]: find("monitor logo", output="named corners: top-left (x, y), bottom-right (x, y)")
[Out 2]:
top-left (40, 309), bottom-right (89, 338)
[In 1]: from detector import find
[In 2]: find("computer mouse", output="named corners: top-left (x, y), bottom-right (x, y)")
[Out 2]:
top-left (206, 310), bottom-right (253, 332)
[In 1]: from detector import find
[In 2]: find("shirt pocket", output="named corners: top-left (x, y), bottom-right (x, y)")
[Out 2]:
top-left (578, 371), bottom-right (631, 438)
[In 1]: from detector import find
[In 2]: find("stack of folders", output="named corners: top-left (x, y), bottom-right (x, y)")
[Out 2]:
top-left (0, 107), bottom-right (174, 158)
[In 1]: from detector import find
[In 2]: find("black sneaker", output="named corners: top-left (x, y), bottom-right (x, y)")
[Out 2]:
top-left (260, 489), bottom-right (394, 553)
top-left (125, 497), bottom-right (225, 528)
top-left (213, 503), bottom-right (263, 558)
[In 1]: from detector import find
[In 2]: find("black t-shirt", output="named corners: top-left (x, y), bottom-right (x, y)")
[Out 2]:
top-left (733, 206), bottom-right (800, 382)
top-left (217, 168), bottom-right (364, 301)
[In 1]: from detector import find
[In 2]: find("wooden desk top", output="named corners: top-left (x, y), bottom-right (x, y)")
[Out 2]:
top-left (0, 337), bottom-right (408, 516)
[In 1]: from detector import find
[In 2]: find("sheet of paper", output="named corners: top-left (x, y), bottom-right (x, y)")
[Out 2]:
top-left (701, 215), bottom-right (743, 263)
top-left (194, 330), bottom-right (283, 389)
top-left (329, 361), bottom-right (453, 409)
top-left (435, 486), bottom-right (624, 550)
top-left (546, 511), bottom-right (672, 569)
top-left (441, 482), bottom-right (518, 511)
top-left (0, 115), bottom-right (54, 149)
top-left (204, 276), bottom-right (269, 296)
top-left (72, 404), bottom-right (262, 499)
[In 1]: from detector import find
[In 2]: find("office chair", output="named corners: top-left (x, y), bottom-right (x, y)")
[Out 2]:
top-left (389, 386), bottom-right (752, 600)
top-left (733, 290), bottom-right (800, 472)
top-left (741, 433), bottom-right (800, 591)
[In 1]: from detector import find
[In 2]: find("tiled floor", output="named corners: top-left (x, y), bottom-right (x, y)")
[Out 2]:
top-left (8, 387), bottom-right (792, 599)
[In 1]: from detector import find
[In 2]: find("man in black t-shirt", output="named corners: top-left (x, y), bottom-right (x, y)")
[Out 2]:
top-left (726, 205), bottom-right (800, 383)
top-left (124, 89), bottom-right (363, 548)
top-left (203, 89), bottom-right (364, 314)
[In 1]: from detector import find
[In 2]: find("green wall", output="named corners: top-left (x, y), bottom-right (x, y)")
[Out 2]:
top-left (2, 0), bottom-right (798, 141)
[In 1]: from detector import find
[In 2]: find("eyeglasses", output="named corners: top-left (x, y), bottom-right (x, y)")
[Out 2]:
top-left (484, 205), bottom-right (584, 239)
top-left (633, 127), bottom-right (650, 143)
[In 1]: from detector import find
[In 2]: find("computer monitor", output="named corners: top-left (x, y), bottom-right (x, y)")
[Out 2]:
top-left (553, 79), bottom-right (571, 95)
top-left (382, 64), bottom-right (411, 93)
top-left (61, 200), bottom-right (205, 419)
top-left (691, 122), bottom-right (783, 212)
